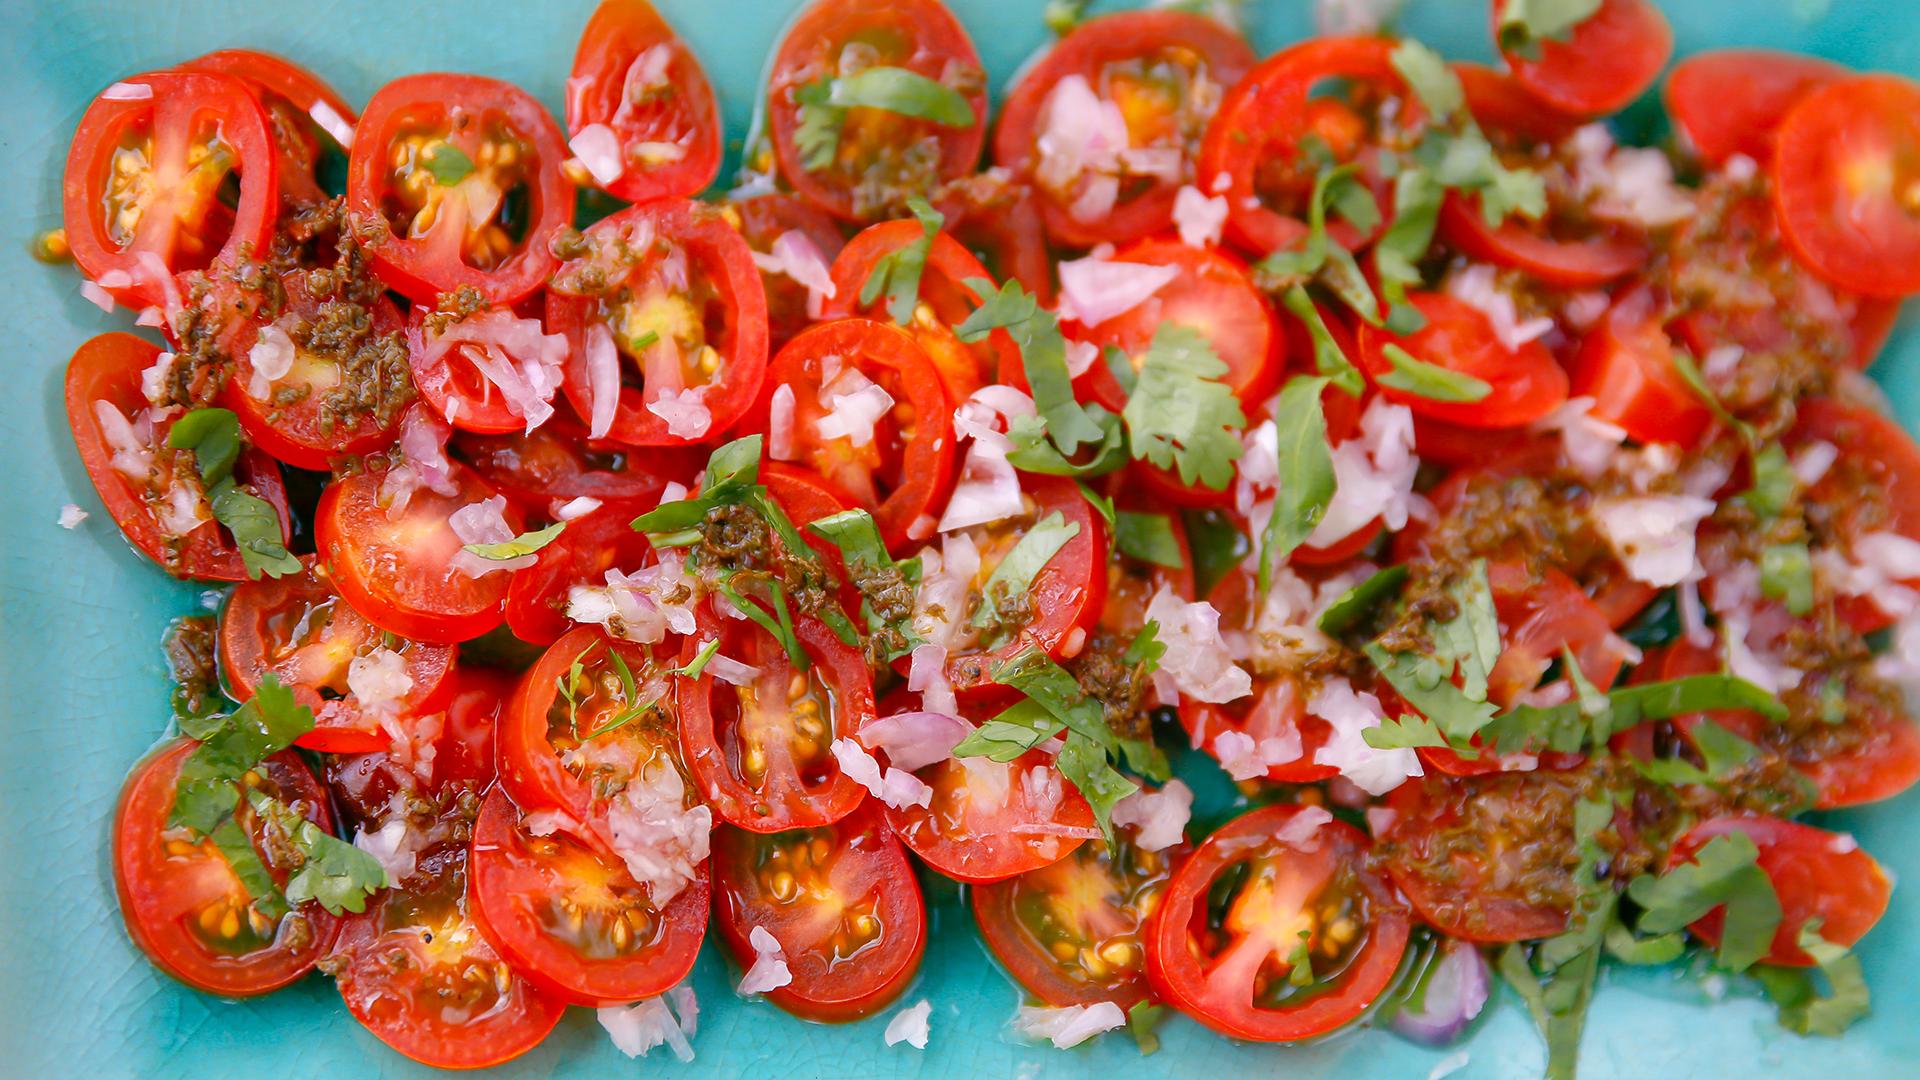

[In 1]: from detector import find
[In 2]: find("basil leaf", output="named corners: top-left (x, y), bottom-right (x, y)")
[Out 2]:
top-left (1378, 344), bottom-right (1493, 402)
top-left (1256, 376), bottom-right (1336, 594)
top-left (631, 435), bottom-right (763, 533)
top-left (952, 699), bottom-right (1061, 762)
top-left (1626, 831), bottom-right (1782, 973)
top-left (423, 143), bottom-right (475, 186)
top-left (1318, 565), bottom-right (1409, 635)
top-left (1114, 511), bottom-right (1185, 569)
top-left (860, 196), bottom-right (944, 325)
top-left (1486, 673), bottom-right (1787, 755)
top-left (807, 67), bottom-right (974, 128)
top-left (960, 277), bottom-right (1107, 457)
top-left (1280, 286), bottom-right (1366, 397)
top-left (1058, 730), bottom-right (1138, 848)
top-left (166, 408), bottom-right (241, 485)
top-left (209, 479), bottom-right (301, 579)
top-left (462, 521), bottom-right (565, 561)
top-left (1123, 323), bottom-right (1248, 491)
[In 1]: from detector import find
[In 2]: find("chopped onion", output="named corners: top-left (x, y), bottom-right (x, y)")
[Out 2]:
top-left (102, 80), bottom-right (154, 101)
top-left (859, 710), bottom-right (972, 772)
top-left (58, 504), bottom-right (88, 529)
top-left (938, 387), bottom-right (1034, 531)
top-left (584, 322), bottom-right (621, 439)
top-left (598, 987), bottom-right (698, 1062)
top-left (1274, 805), bottom-right (1333, 850)
top-left (346, 648), bottom-right (412, 717)
top-left (768, 384), bottom-right (797, 461)
top-left (884, 1000), bottom-right (931, 1050)
top-left (750, 230), bottom-right (837, 318)
top-left (1173, 184), bottom-right (1229, 248)
top-left (1144, 587), bottom-right (1252, 704)
top-left (569, 123), bottom-right (625, 186)
top-left (1389, 938), bottom-right (1491, 1046)
top-left (831, 738), bottom-right (933, 810)
top-left (308, 100), bottom-right (355, 149)
top-left (739, 926), bottom-right (793, 995)
top-left (1013, 1002), bottom-right (1126, 1049)
top-left (79, 280), bottom-right (115, 313)
top-left (907, 643), bottom-right (959, 717)
top-left (1593, 495), bottom-right (1716, 587)
top-left (1056, 255), bottom-right (1180, 327)
top-left (1108, 780), bottom-right (1193, 852)
top-left (553, 495), bottom-right (602, 521)
top-left (815, 366), bottom-right (894, 447)
top-left (1310, 676), bottom-right (1423, 795)
top-left (246, 323), bottom-right (297, 400)
top-left (426, 309), bottom-right (569, 432)
top-left (647, 385), bottom-right (711, 439)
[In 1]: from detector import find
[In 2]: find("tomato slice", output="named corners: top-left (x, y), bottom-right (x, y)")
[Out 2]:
top-left (1667, 816), bottom-right (1892, 966)
top-left (1437, 194), bottom-right (1646, 288)
top-left (565, 0), bottom-right (722, 202)
top-left (505, 504), bottom-right (658, 645)
top-left (1145, 803), bottom-right (1410, 1042)
top-left (712, 798), bottom-right (927, 1021)
top-left (113, 739), bottom-right (340, 996)
top-left (935, 172), bottom-right (1056, 306)
top-left (728, 193), bottom-right (848, 349)
top-left (973, 798), bottom-right (1186, 1007)
top-left (1569, 288), bottom-right (1710, 447)
top-left (1454, 62), bottom-right (1582, 146)
top-left (1795, 397), bottom-right (1920, 632)
top-left (184, 48), bottom-right (356, 207)
top-left (315, 462), bottom-right (519, 643)
top-left (63, 71), bottom-right (279, 311)
top-left (405, 303), bottom-right (568, 436)
top-left (1772, 74), bottom-right (1920, 298)
top-left (453, 415), bottom-right (698, 509)
top-left (550, 199), bottom-right (770, 447)
top-left (886, 748), bottom-right (1097, 883)
top-left (65, 333), bottom-right (292, 582)
top-left (1357, 291), bottom-right (1567, 428)
top-left (347, 73), bottom-right (572, 305)
top-left (766, 0), bottom-right (988, 222)
top-left (678, 604), bottom-right (874, 832)
top-left (1180, 567), bottom-right (1335, 783)
top-left (1494, 0), bottom-right (1672, 117)
top-left (219, 556), bottom-right (457, 752)
top-left (469, 785), bottom-right (710, 1006)
top-left (1486, 560), bottom-right (1634, 706)
top-left (993, 9), bottom-right (1253, 247)
top-left (1664, 50), bottom-right (1846, 166)
top-left (324, 668), bottom-right (510, 820)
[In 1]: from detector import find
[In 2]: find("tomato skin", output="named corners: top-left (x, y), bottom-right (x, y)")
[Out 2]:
top-left (183, 48), bottom-right (356, 207)
top-left (454, 416), bottom-right (698, 510)
top-left (1437, 193), bottom-right (1646, 288)
top-left (347, 73), bottom-right (572, 306)
top-left (936, 173), bottom-right (1056, 306)
top-left (504, 505), bottom-right (657, 646)
top-left (1356, 291), bottom-right (1568, 428)
top-left (1772, 75), bottom-right (1920, 298)
top-left (566, 0), bottom-right (722, 203)
top-left (1382, 774), bottom-right (1575, 942)
top-left (992, 10), bottom-right (1254, 247)
top-left (1664, 50), bottom-right (1846, 166)
top-left (730, 193), bottom-right (849, 349)
top-left (65, 333), bottom-right (293, 582)
top-left (712, 799), bottom-right (927, 1021)
top-left (1668, 816), bottom-right (1892, 966)
top-left (63, 71), bottom-right (280, 310)
top-left (315, 463), bottom-right (519, 643)
top-left (113, 739), bottom-right (341, 997)
top-left (468, 786), bottom-right (710, 1007)
top-left (1494, 0), bottom-right (1673, 117)
top-left (886, 748), bottom-right (1097, 883)
top-left (1144, 803), bottom-right (1410, 1042)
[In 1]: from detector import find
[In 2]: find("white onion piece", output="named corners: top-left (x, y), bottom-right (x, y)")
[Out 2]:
top-left (584, 322), bottom-right (621, 439)
top-left (102, 80), bottom-right (154, 101)
top-left (859, 710), bottom-right (972, 772)
top-left (1108, 780), bottom-right (1193, 852)
top-left (1056, 255), bottom-right (1180, 327)
top-left (569, 123), bottom-right (625, 186)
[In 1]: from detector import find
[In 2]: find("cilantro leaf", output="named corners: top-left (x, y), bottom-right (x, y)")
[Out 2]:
top-left (859, 196), bottom-right (943, 325)
top-left (1484, 673), bottom-right (1787, 756)
top-left (422, 143), bottom-right (475, 186)
top-left (1372, 167), bottom-right (1444, 328)
top-left (1603, 917), bottom-right (1687, 966)
top-left (1439, 560), bottom-right (1502, 700)
top-left (1361, 712), bottom-right (1451, 750)
top-left (1256, 375), bottom-right (1336, 594)
top-left (1670, 349), bottom-right (1751, 440)
top-left (1498, 0), bottom-right (1605, 54)
top-left (166, 408), bottom-right (241, 485)
top-left (169, 408), bottom-right (299, 579)
top-left (1114, 511), bottom-right (1185, 569)
top-left (462, 521), bottom-right (565, 561)
top-left (1127, 1001), bottom-right (1166, 1056)
top-left (959, 277), bottom-right (1109, 458)
top-left (248, 790), bottom-right (389, 915)
top-left (672, 637), bottom-right (723, 680)
top-left (170, 673), bottom-right (317, 841)
top-left (1317, 565), bottom-right (1409, 635)
top-left (952, 699), bottom-right (1061, 762)
top-left (1759, 920), bottom-right (1872, 1036)
top-left (1364, 645), bottom-right (1501, 744)
top-left (1256, 163), bottom-right (1372, 281)
top-left (1378, 344), bottom-right (1493, 403)
top-left (1626, 831), bottom-right (1782, 973)
top-left (1122, 324), bottom-right (1247, 490)
top-left (1122, 620), bottom-right (1165, 670)
top-left (1390, 40), bottom-right (1463, 125)
top-left (1004, 409), bottom-right (1130, 478)
top-left (209, 816), bottom-right (289, 922)
top-left (1057, 730), bottom-right (1139, 848)
top-left (973, 512), bottom-right (1080, 630)
top-left (1279, 286), bottom-right (1366, 397)
top-left (1761, 541), bottom-right (1815, 616)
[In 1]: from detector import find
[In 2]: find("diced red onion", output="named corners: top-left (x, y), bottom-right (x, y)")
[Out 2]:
top-left (1056, 255), bottom-right (1180, 328)
top-left (1389, 938), bottom-right (1491, 1046)
top-left (859, 710), bottom-right (972, 772)
top-left (101, 80), bottom-right (153, 101)
top-left (569, 122), bottom-right (625, 186)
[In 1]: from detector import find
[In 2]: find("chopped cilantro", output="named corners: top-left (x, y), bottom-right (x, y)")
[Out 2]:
top-left (1627, 831), bottom-right (1782, 973)
top-left (461, 521), bottom-right (565, 561)
top-left (249, 789), bottom-right (388, 915)
top-left (858, 196), bottom-right (944, 325)
top-left (167, 407), bottom-right (299, 579)
top-left (1256, 375), bottom-right (1336, 594)
top-left (1760, 541), bottom-right (1815, 616)
top-left (1122, 324), bottom-right (1248, 490)
top-left (1122, 620), bottom-right (1165, 670)
top-left (1757, 920), bottom-right (1872, 1036)
top-left (960, 277), bottom-right (1113, 460)
top-left (1317, 565), bottom-right (1410, 636)
top-left (1743, 442), bottom-right (1797, 517)
top-left (1127, 1001), bottom-right (1166, 1056)
top-left (1279, 286), bottom-right (1366, 397)
top-left (671, 637), bottom-right (723, 680)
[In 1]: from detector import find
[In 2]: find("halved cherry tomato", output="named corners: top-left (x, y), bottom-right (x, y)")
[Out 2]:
top-left (63, 71), bottom-right (279, 310)
top-left (1772, 74), bottom-right (1920, 298)
top-left (113, 739), bottom-right (340, 996)
top-left (935, 171), bottom-right (1056, 305)
top-left (1486, 560), bottom-right (1633, 706)
top-left (347, 73), bottom-right (572, 305)
top-left (1145, 803), bottom-right (1410, 1041)
top-left (454, 415), bottom-right (697, 509)
top-left (323, 668), bottom-right (509, 817)
top-left (65, 333), bottom-right (292, 582)
top-left (505, 505), bottom-right (657, 645)
top-left (565, 0), bottom-right (722, 202)
top-left (406, 303), bottom-right (571, 436)
top-left (550, 199), bottom-right (769, 446)
top-left (1664, 50), bottom-right (1846, 166)
top-left (1438, 194), bottom-right (1646, 288)
top-left (1180, 567), bottom-right (1334, 782)
top-left (469, 785), bottom-right (710, 1006)
top-left (679, 603), bottom-right (874, 832)
top-left (993, 10), bottom-right (1254, 247)
top-left (1667, 816), bottom-right (1892, 966)
top-left (766, 0), bottom-right (988, 222)
top-left (886, 747), bottom-right (1096, 883)
top-left (973, 798), bottom-right (1186, 1007)
top-left (712, 799), bottom-right (927, 1021)
top-left (219, 556), bottom-right (457, 752)
top-left (760, 319), bottom-right (956, 548)
top-left (1494, 0), bottom-right (1672, 117)
top-left (1455, 62), bottom-right (1582, 145)
top-left (1795, 398), bottom-right (1920, 632)
top-left (729, 193), bottom-right (848, 349)
top-left (184, 48), bottom-right (356, 206)
top-left (315, 462), bottom-right (519, 643)
top-left (1357, 291), bottom-right (1567, 427)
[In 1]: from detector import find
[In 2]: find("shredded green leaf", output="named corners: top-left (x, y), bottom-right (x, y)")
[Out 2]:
top-left (1758, 920), bottom-right (1872, 1036)
top-left (1760, 541), bottom-right (1815, 616)
top-left (858, 196), bottom-right (944, 325)
top-left (1378, 343), bottom-right (1494, 403)
top-left (1256, 376), bottom-right (1336, 594)
top-left (1498, 0), bottom-right (1605, 54)
top-left (1626, 831), bottom-right (1782, 973)
top-left (1320, 566), bottom-right (1411, 636)
top-left (1279, 286), bottom-right (1366, 397)
top-left (960, 277), bottom-right (1112, 459)
top-left (248, 789), bottom-right (389, 915)
top-left (168, 407), bottom-right (299, 579)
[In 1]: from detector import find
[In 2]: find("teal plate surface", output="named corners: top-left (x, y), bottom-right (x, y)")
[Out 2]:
top-left (2, 1), bottom-right (1917, 1076)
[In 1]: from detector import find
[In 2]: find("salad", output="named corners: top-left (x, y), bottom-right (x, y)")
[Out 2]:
top-left (43, 0), bottom-right (1920, 1074)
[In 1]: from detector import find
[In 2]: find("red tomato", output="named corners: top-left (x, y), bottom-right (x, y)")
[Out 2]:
top-left (406, 304), bottom-right (568, 436)
top-left (1668, 816), bottom-right (1892, 966)
top-left (1795, 398), bottom-right (1920, 574)
top-left (712, 799), bottom-right (927, 1021)
top-left (65, 333), bottom-right (292, 582)
top-left (469, 786), bottom-right (710, 1006)
top-left (565, 0), bottom-right (722, 202)
top-left (1455, 62), bottom-right (1582, 145)
top-left (1772, 74), bottom-right (1920, 298)
top-left (886, 748), bottom-right (1096, 883)
top-left (1664, 50), bottom-right (1846, 166)
top-left (113, 739), bottom-right (340, 996)
top-left (1357, 291), bottom-right (1568, 428)
top-left (323, 668), bottom-right (509, 820)
top-left (678, 604), bottom-right (874, 832)
top-left (550, 199), bottom-right (770, 447)
top-left (936, 172), bottom-right (1056, 306)
top-left (63, 71), bottom-right (279, 310)
top-left (347, 73), bottom-right (572, 305)
top-left (1379, 771), bottom-right (1577, 942)
top-left (219, 556), bottom-right (457, 752)
top-left (766, 0), bottom-right (988, 222)
top-left (729, 193), bottom-right (848, 349)
top-left (1144, 803), bottom-right (1410, 1041)
top-left (1407, 413), bottom-right (1537, 469)
top-left (1180, 567), bottom-right (1334, 782)
top-left (763, 461), bottom-right (859, 567)
top-left (1486, 560), bottom-right (1634, 706)
top-left (973, 798), bottom-right (1186, 1007)
top-left (1438, 194), bottom-right (1646, 288)
top-left (1494, 0), bottom-right (1672, 117)
top-left (760, 319), bottom-right (956, 549)
top-left (454, 415), bottom-right (698, 509)
top-left (315, 462), bottom-right (519, 643)
top-left (992, 10), bottom-right (1254, 246)
top-left (431, 667), bottom-right (513, 791)
top-left (505, 505), bottom-right (657, 645)
top-left (184, 48), bottom-right (357, 206)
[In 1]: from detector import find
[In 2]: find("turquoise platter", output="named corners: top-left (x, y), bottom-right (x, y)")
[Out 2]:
top-left (1, 1), bottom-right (1917, 1076)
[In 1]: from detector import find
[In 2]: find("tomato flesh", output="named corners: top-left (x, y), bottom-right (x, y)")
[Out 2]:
top-left (566, 0), bottom-right (723, 203)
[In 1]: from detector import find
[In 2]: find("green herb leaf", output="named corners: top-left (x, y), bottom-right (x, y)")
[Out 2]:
top-left (1318, 565), bottom-right (1409, 635)
top-left (1627, 831), bottom-right (1782, 973)
top-left (632, 435), bottom-right (763, 534)
top-left (209, 816), bottom-right (289, 921)
top-left (1604, 918), bottom-right (1687, 965)
top-left (1361, 712), bottom-right (1451, 750)
top-left (170, 673), bottom-right (317, 837)
top-left (1761, 542), bottom-right (1815, 616)
top-left (1256, 164), bottom-right (1372, 281)
top-left (1057, 729), bottom-right (1138, 848)
top-left (960, 277), bottom-right (1109, 457)
top-left (1759, 920), bottom-right (1872, 1036)
top-left (1500, 941), bottom-right (1601, 1080)
top-left (809, 508), bottom-right (925, 660)
top-left (166, 408), bottom-right (241, 485)
top-left (1390, 40), bottom-right (1464, 125)
top-left (423, 143), bottom-right (475, 185)
top-left (248, 790), bottom-right (389, 915)
top-left (1122, 620), bottom-right (1165, 670)
top-left (1279, 286), bottom-right (1366, 397)
top-left (1498, 0), bottom-right (1605, 54)
top-left (672, 637), bottom-right (723, 680)
top-left (805, 66), bottom-right (974, 128)
top-left (1485, 673), bottom-right (1787, 756)
top-left (1115, 511), bottom-right (1185, 569)
top-left (1003, 408), bottom-right (1130, 478)
top-left (1286, 930), bottom-right (1317, 987)
top-left (1373, 167), bottom-right (1444, 324)
top-left (1182, 509), bottom-right (1247, 599)
top-left (462, 521), bottom-right (565, 561)
top-left (952, 699), bottom-right (1061, 762)
top-left (1670, 349), bottom-right (1751, 440)
top-left (1634, 717), bottom-right (1762, 787)
top-left (1256, 375), bottom-right (1336, 594)
top-left (1365, 645), bottom-right (1501, 744)
top-left (793, 93), bottom-right (845, 172)
top-left (1123, 324), bottom-right (1248, 490)
top-left (1126, 1001), bottom-right (1166, 1056)
top-left (974, 512), bottom-right (1080, 630)
top-left (209, 480), bottom-right (301, 579)
top-left (1378, 344), bottom-right (1493, 402)
top-left (1743, 442), bottom-right (1797, 518)
top-left (859, 196), bottom-right (944, 325)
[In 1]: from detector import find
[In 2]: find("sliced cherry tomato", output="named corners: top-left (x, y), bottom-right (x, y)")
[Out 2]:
top-left (886, 748), bottom-right (1096, 883)
top-left (1771, 74), bottom-right (1920, 298)
top-left (729, 193), bottom-right (848, 349)
top-left (1571, 288), bottom-right (1710, 447)
top-left (1180, 567), bottom-right (1334, 782)
top-left (766, 0), bottom-right (988, 222)
top-left (679, 603), bottom-right (874, 832)
top-left (1664, 50), bottom-right (1846, 166)
top-left (406, 303), bottom-right (571, 436)
top-left (469, 785), bottom-right (710, 1006)
top-left (1486, 560), bottom-right (1633, 706)
top-left (1438, 194), bottom-right (1646, 288)
top-left (324, 668), bottom-right (509, 815)
top-left (712, 799), bottom-right (927, 1021)
top-left (113, 739), bottom-right (340, 996)
top-left (315, 462), bottom-right (519, 643)
top-left (219, 556), bottom-right (456, 752)
top-left (760, 319), bottom-right (956, 548)
top-left (1455, 62), bottom-right (1582, 145)
top-left (973, 796), bottom-right (1186, 1007)
top-left (565, 0), bottom-right (722, 202)
top-left (1145, 803), bottom-right (1410, 1041)
top-left (935, 171), bottom-right (1056, 305)
top-left (1795, 398), bottom-right (1920, 632)
top-left (347, 73), bottom-right (571, 305)
top-left (505, 504), bottom-right (657, 645)
top-left (1667, 816), bottom-right (1892, 966)
top-left (551, 199), bottom-right (769, 446)
top-left (1357, 291), bottom-right (1567, 428)
top-left (1494, 0), bottom-right (1672, 117)
top-left (65, 333), bottom-right (292, 582)
top-left (184, 48), bottom-right (357, 206)
top-left (454, 415), bottom-right (697, 509)
top-left (63, 71), bottom-right (279, 310)
top-left (993, 10), bottom-right (1253, 246)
